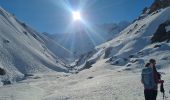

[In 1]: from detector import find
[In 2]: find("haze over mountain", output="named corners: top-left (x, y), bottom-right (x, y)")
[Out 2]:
top-left (44, 21), bottom-right (129, 58)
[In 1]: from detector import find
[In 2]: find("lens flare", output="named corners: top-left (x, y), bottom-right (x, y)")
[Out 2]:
top-left (72, 11), bottom-right (81, 21)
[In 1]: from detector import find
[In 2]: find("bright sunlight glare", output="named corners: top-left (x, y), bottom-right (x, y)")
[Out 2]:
top-left (72, 11), bottom-right (81, 21)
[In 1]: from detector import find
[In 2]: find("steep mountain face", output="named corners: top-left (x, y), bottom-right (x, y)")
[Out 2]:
top-left (0, 7), bottom-right (69, 83)
top-left (74, 6), bottom-right (170, 72)
top-left (45, 22), bottom-right (129, 58)
top-left (37, 32), bottom-right (75, 63)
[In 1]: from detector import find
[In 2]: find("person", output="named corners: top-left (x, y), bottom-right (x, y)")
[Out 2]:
top-left (141, 59), bottom-right (164, 100)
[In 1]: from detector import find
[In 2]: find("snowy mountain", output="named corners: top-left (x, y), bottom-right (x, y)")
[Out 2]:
top-left (44, 21), bottom-right (129, 58)
top-left (74, 6), bottom-right (170, 72)
top-left (0, 1), bottom-right (170, 100)
top-left (0, 7), bottom-right (70, 83)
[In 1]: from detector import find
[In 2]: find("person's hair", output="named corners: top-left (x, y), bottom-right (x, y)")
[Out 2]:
top-left (149, 59), bottom-right (158, 73)
top-left (149, 59), bottom-right (156, 64)
top-left (145, 63), bottom-right (150, 67)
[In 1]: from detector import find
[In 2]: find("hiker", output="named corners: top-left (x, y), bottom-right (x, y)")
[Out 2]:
top-left (141, 59), bottom-right (164, 100)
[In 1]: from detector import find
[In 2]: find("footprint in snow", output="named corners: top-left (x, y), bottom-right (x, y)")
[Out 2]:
top-left (87, 76), bottom-right (94, 79)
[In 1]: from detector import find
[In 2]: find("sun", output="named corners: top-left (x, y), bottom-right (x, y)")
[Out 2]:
top-left (72, 11), bottom-right (81, 21)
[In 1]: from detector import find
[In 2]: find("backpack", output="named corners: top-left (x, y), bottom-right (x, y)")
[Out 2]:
top-left (141, 67), bottom-right (157, 89)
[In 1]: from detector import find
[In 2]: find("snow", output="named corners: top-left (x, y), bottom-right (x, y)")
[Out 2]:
top-left (0, 60), bottom-right (170, 100)
top-left (0, 4), bottom-right (170, 100)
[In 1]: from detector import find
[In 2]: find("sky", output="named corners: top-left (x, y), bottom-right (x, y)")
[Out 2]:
top-left (0, 0), bottom-right (154, 34)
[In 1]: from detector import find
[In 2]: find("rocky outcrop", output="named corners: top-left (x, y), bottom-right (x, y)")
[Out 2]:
top-left (149, 0), bottom-right (170, 13)
top-left (151, 19), bottom-right (170, 43)
top-left (0, 68), bottom-right (5, 75)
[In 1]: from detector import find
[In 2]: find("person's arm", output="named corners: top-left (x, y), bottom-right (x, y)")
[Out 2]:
top-left (154, 71), bottom-right (164, 84)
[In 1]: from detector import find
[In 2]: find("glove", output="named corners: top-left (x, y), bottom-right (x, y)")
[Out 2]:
top-left (160, 80), bottom-right (164, 83)
top-left (158, 80), bottom-right (164, 83)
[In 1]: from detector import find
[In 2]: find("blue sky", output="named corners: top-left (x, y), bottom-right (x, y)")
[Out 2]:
top-left (0, 0), bottom-right (154, 33)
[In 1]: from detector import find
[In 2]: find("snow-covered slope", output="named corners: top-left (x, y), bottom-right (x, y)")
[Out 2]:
top-left (37, 32), bottom-right (75, 63)
top-left (75, 6), bottom-right (170, 72)
top-left (45, 22), bottom-right (129, 58)
top-left (0, 7), bottom-right (69, 83)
